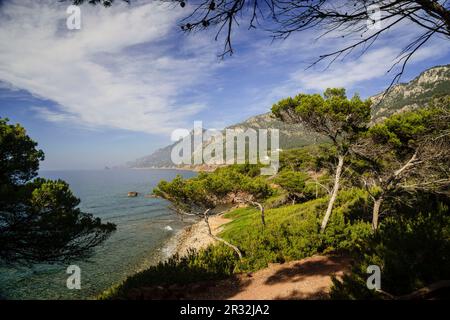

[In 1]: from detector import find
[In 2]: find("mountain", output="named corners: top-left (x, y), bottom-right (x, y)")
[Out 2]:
top-left (127, 143), bottom-right (175, 169)
top-left (126, 115), bottom-right (324, 169)
top-left (227, 112), bottom-right (325, 149)
top-left (371, 64), bottom-right (450, 121)
top-left (128, 65), bottom-right (450, 169)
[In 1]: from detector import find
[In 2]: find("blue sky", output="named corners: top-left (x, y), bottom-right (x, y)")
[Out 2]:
top-left (0, 0), bottom-right (449, 170)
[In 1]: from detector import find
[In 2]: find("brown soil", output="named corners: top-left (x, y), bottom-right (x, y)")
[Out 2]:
top-left (126, 254), bottom-right (351, 300)
top-left (127, 212), bottom-right (351, 300)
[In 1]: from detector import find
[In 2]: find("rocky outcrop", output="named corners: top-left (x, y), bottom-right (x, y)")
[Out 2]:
top-left (128, 65), bottom-right (450, 170)
top-left (371, 65), bottom-right (450, 122)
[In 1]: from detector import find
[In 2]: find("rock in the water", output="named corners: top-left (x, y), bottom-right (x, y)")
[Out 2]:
top-left (127, 191), bottom-right (138, 197)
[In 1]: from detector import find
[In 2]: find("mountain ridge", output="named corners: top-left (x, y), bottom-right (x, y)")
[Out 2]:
top-left (127, 64), bottom-right (450, 169)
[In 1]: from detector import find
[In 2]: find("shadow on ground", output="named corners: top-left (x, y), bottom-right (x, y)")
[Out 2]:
top-left (265, 255), bottom-right (351, 285)
top-left (124, 255), bottom-right (351, 300)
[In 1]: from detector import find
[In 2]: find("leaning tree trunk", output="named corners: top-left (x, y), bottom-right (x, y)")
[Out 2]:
top-left (203, 209), bottom-right (243, 259)
top-left (320, 155), bottom-right (344, 233)
top-left (369, 152), bottom-right (418, 231)
top-left (250, 201), bottom-right (265, 227)
top-left (376, 280), bottom-right (450, 300)
top-left (372, 196), bottom-right (383, 231)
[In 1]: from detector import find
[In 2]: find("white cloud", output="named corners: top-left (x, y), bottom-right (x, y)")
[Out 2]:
top-left (0, 0), bottom-right (218, 134)
top-left (1, 1), bottom-right (449, 135)
top-left (291, 43), bottom-right (449, 91)
top-left (292, 47), bottom-right (402, 90)
top-left (31, 106), bottom-right (78, 123)
top-left (241, 22), bottom-right (450, 115)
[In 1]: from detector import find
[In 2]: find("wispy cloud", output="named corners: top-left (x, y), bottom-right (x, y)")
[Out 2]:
top-left (238, 22), bottom-right (450, 115)
top-left (291, 43), bottom-right (449, 91)
top-left (1, 1), bottom-right (448, 135)
top-left (0, 0), bottom-right (218, 134)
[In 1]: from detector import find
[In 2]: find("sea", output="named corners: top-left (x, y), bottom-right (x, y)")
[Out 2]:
top-left (0, 169), bottom-right (197, 300)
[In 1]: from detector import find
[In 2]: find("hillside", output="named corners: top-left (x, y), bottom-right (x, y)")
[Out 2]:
top-left (228, 113), bottom-right (324, 149)
top-left (128, 65), bottom-right (450, 169)
top-left (127, 115), bottom-right (323, 169)
top-left (127, 143), bottom-right (175, 169)
top-left (371, 64), bottom-right (450, 121)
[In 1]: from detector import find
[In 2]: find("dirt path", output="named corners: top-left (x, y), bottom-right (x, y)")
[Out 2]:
top-left (130, 214), bottom-right (351, 300)
top-left (127, 254), bottom-right (350, 300)
top-left (220, 255), bottom-right (351, 300)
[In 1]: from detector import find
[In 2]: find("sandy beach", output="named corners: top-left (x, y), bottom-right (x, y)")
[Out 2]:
top-left (167, 214), bottom-right (232, 257)
top-left (116, 208), bottom-right (353, 300)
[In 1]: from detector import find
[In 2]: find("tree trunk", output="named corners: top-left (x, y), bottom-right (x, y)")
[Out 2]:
top-left (203, 209), bottom-right (243, 259)
top-left (372, 197), bottom-right (383, 231)
top-left (260, 205), bottom-right (265, 227)
top-left (376, 280), bottom-right (450, 300)
top-left (249, 201), bottom-right (265, 227)
top-left (320, 155), bottom-right (344, 233)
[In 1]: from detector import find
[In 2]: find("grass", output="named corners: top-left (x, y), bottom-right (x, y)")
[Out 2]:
top-left (218, 191), bottom-right (371, 271)
top-left (99, 188), bottom-right (372, 299)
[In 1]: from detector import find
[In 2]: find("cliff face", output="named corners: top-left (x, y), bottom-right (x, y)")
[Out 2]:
top-left (128, 65), bottom-right (450, 169)
top-left (371, 65), bottom-right (450, 122)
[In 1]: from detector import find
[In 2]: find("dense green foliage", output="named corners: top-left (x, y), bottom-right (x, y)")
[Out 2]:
top-left (219, 188), bottom-right (371, 271)
top-left (368, 103), bottom-right (447, 152)
top-left (353, 99), bottom-right (450, 229)
top-left (101, 187), bottom-right (373, 299)
top-left (0, 118), bottom-right (115, 265)
top-left (273, 170), bottom-right (316, 202)
top-left (153, 164), bottom-right (274, 212)
top-left (98, 245), bottom-right (237, 299)
top-left (272, 88), bottom-right (373, 232)
top-left (0, 118), bottom-right (44, 186)
top-left (272, 88), bottom-right (371, 148)
top-left (279, 144), bottom-right (335, 172)
top-left (101, 91), bottom-right (449, 300)
top-left (331, 195), bottom-right (450, 299)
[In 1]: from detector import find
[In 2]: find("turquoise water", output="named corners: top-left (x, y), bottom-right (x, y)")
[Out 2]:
top-left (0, 169), bottom-right (196, 300)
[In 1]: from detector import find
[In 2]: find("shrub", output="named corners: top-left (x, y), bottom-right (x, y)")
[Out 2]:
top-left (99, 244), bottom-right (238, 299)
top-left (264, 189), bottom-right (290, 208)
top-left (273, 170), bottom-right (315, 202)
top-left (220, 188), bottom-right (372, 271)
top-left (100, 188), bottom-right (374, 299)
top-left (330, 198), bottom-right (450, 299)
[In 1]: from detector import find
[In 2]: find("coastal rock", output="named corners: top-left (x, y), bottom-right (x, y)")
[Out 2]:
top-left (127, 191), bottom-right (138, 197)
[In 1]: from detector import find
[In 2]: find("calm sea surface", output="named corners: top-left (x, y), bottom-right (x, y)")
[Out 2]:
top-left (0, 169), bottom-right (196, 299)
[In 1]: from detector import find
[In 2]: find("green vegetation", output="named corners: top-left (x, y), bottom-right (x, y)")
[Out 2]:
top-left (98, 246), bottom-right (237, 300)
top-left (153, 164), bottom-right (273, 236)
top-left (0, 118), bottom-right (115, 265)
top-left (273, 170), bottom-right (313, 203)
top-left (354, 99), bottom-right (450, 230)
top-left (272, 88), bottom-right (372, 232)
top-left (331, 195), bottom-right (450, 299)
top-left (100, 188), bottom-right (372, 299)
top-left (219, 188), bottom-right (371, 271)
top-left (100, 90), bottom-right (449, 300)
